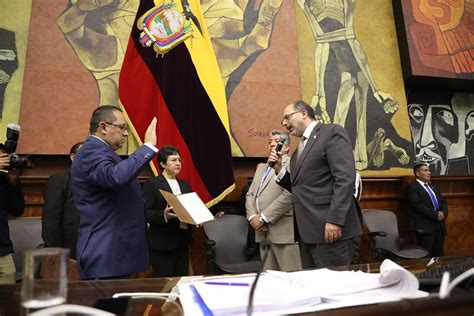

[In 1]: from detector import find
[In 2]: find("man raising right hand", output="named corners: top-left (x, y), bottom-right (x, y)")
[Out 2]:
top-left (71, 105), bottom-right (158, 280)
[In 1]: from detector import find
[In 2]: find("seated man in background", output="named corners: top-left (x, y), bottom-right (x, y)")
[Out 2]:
top-left (42, 142), bottom-right (84, 260)
top-left (406, 163), bottom-right (448, 257)
top-left (0, 143), bottom-right (25, 283)
top-left (246, 130), bottom-right (301, 271)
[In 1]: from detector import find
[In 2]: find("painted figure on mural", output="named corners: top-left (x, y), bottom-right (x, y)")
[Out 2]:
top-left (408, 91), bottom-right (474, 175)
top-left (297, 0), bottom-right (410, 170)
top-left (56, 0), bottom-right (139, 107)
top-left (406, 0), bottom-right (474, 78)
top-left (202, 0), bottom-right (284, 100)
top-left (0, 28), bottom-right (18, 118)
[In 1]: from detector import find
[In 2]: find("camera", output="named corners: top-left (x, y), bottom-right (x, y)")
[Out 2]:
top-left (3, 124), bottom-right (33, 169)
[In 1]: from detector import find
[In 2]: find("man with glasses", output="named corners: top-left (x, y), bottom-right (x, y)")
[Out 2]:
top-left (71, 105), bottom-right (158, 280)
top-left (268, 101), bottom-right (362, 269)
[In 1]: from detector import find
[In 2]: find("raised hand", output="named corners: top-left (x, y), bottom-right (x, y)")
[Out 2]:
top-left (144, 117), bottom-right (157, 147)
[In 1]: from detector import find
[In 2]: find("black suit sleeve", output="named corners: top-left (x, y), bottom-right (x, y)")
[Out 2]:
top-left (42, 175), bottom-right (65, 247)
top-left (143, 178), bottom-right (167, 225)
top-left (406, 184), bottom-right (438, 221)
top-left (7, 179), bottom-right (24, 217)
top-left (435, 188), bottom-right (448, 218)
top-left (277, 171), bottom-right (292, 192)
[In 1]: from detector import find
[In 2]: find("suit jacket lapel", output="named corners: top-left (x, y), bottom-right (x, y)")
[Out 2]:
top-left (415, 181), bottom-right (434, 204)
top-left (157, 175), bottom-right (172, 193)
top-left (292, 125), bottom-right (320, 181)
top-left (260, 166), bottom-right (273, 192)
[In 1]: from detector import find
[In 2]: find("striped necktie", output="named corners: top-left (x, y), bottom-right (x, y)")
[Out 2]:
top-left (296, 136), bottom-right (306, 160)
top-left (256, 166), bottom-right (271, 196)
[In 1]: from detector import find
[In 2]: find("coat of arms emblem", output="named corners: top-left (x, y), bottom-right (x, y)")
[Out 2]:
top-left (137, 2), bottom-right (193, 55)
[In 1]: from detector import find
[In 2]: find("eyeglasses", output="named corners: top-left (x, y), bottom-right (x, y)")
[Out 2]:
top-left (167, 158), bottom-right (182, 164)
top-left (281, 110), bottom-right (302, 124)
top-left (105, 122), bottom-right (128, 131)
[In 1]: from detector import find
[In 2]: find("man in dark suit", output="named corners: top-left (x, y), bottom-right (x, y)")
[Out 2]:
top-left (406, 163), bottom-right (448, 257)
top-left (42, 142), bottom-right (83, 259)
top-left (71, 106), bottom-right (158, 279)
top-left (268, 101), bottom-right (362, 269)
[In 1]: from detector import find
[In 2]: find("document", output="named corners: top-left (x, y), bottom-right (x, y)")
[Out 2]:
top-left (187, 274), bottom-right (321, 315)
top-left (159, 190), bottom-right (214, 225)
top-left (177, 260), bottom-right (429, 315)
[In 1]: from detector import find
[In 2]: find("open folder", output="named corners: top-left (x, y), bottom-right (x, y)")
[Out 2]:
top-left (159, 190), bottom-right (215, 225)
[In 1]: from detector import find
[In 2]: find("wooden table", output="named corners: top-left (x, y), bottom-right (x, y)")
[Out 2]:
top-left (1, 256), bottom-right (473, 315)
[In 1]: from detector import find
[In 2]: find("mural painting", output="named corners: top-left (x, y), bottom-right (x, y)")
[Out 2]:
top-left (295, 0), bottom-right (413, 172)
top-left (0, 0), bottom-right (32, 137)
top-left (53, 0), bottom-right (291, 157)
top-left (203, 0), bottom-right (300, 156)
top-left (408, 91), bottom-right (474, 175)
top-left (6, 0), bottom-right (428, 175)
top-left (396, 0), bottom-right (473, 79)
top-left (0, 29), bottom-right (18, 118)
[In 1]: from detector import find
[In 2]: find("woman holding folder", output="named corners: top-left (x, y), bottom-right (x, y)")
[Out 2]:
top-left (143, 145), bottom-right (192, 277)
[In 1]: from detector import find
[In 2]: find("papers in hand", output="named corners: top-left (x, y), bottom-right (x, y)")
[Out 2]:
top-left (159, 190), bottom-right (214, 225)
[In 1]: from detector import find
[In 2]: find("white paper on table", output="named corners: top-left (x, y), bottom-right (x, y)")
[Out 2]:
top-left (178, 260), bottom-right (429, 316)
top-left (267, 259), bottom-right (425, 299)
top-left (176, 276), bottom-right (206, 316)
top-left (189, 274), bottom-right (321, 315)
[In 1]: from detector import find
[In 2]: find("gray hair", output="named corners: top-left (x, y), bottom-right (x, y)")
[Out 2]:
top-left (293, 100), bottom-right (316, 120)
top-left (270, 130), bottom-right (290, 146)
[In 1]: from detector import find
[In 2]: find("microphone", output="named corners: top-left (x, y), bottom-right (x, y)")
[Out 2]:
top-left (268, 135), bottom-right (287, 168)
top-left (247, 238), bottom-right (272, 316)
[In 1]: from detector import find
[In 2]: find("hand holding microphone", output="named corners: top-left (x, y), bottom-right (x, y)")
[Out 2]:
top-left (268, 134), bottom-right (287, 173)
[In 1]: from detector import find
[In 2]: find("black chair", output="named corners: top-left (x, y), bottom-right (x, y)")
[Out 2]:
top-left (8, 217), bottom-right (44, 281)
top-left (203, 215), bottom-right (261, 274)
top-left (362, 210), bottom-right (428, 261)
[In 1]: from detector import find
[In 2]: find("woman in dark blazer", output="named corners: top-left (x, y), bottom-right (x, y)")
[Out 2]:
top-left (143, 145), bottom-right (192, 277)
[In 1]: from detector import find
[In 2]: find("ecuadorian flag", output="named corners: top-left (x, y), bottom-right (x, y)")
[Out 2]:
top-left (119, 0), bottom-right (234, 206)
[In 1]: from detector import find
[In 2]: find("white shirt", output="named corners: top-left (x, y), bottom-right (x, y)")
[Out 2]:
top-left (164, 178), bottom-right (188, 229)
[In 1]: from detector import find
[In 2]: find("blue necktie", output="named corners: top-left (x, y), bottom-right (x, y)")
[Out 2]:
top-left (257, 166), bottom-right (271, 196)
top-left (424, 183), bottom-right (440, 211)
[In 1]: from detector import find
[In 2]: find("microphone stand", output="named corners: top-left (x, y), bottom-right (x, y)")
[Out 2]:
top-left (247, 239), bottom-right (272, 316)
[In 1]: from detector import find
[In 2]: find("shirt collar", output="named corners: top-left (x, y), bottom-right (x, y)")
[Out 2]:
top-left (303, 121), bottom-right (318, 140)
top-left (416, 178), bottom-right (428, 187)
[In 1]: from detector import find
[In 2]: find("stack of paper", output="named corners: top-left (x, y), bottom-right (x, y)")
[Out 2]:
top-left (177, 259), bottom-right (428, 315)
top-left (189, 275), bottom-right (321, 315)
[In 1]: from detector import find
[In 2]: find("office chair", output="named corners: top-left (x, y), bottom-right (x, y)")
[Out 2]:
top-left (8, 217), bottom-right (44, 281)
top-left (203, 215), bottom-right (261, 274)
top-left (362, 210), bottom-right (428, 261)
